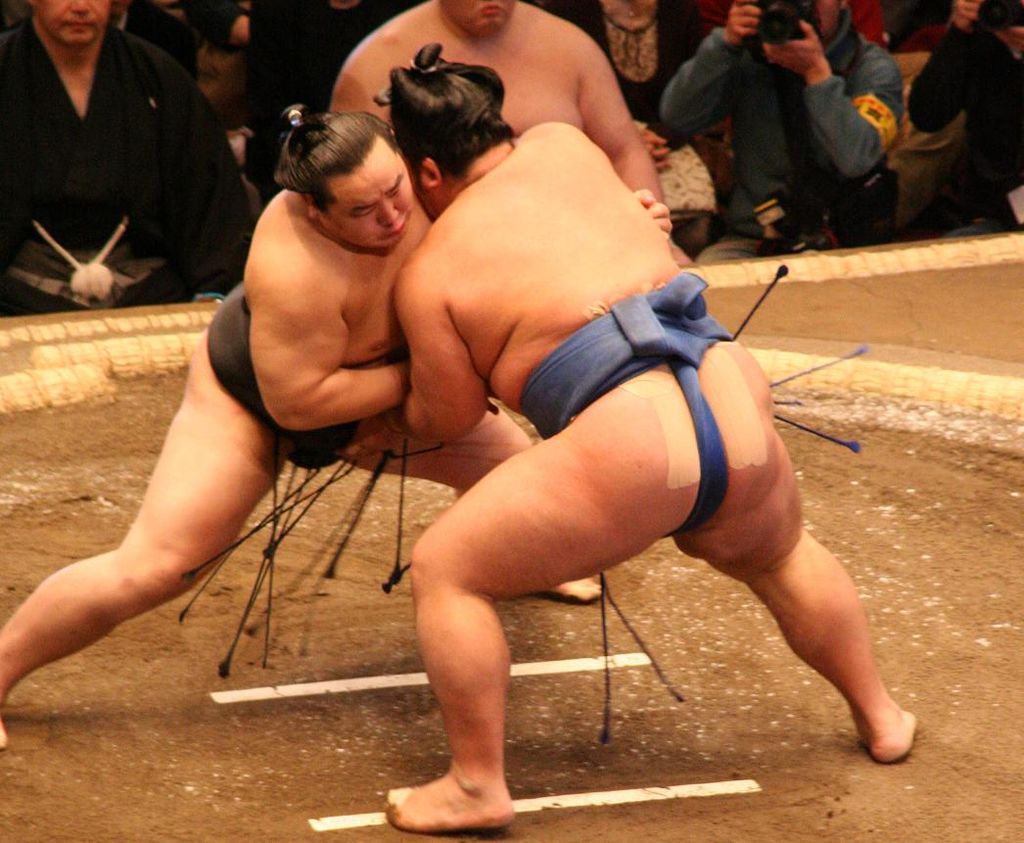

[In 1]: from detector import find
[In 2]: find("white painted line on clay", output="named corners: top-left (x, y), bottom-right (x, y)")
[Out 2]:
top-left (308, 811), bottom-right (388, 832)
top-left (210, 652), bottom-right (652, 704)
top-left (308, 779), bottom-right (762, 831)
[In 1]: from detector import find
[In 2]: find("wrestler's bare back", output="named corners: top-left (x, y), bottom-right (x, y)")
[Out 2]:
top-left (399, 122), bottom-right (803, 569)
top-left (400, 122), bottom-right (679, 409)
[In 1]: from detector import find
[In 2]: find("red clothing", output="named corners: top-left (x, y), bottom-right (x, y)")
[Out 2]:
top-left (697, 0), bottom-right (886, 46)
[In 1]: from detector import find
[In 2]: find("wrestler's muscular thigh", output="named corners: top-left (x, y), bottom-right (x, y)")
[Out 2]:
top-left (0, 337), bottom-right (279, 713)
top-left (410, 381), bottom-right (701, 600)
top-left (675, 342), bottom-right (803, 574)
top-left (115, 336), bottom-right (279, 605)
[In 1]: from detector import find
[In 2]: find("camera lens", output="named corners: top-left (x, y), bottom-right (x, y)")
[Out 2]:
top-left (759, 1), bottom-right (800, 43)
top-left (978, 0), bottom-right (1019, 29)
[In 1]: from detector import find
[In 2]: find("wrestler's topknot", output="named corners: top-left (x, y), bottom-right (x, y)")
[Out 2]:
top-left (386, 43), bottom-right (513, 178)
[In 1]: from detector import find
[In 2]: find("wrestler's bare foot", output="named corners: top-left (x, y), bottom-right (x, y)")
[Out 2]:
top-left (855, 707), bottom-right (917, 763)
top-left (386, 772), bottom-right (514, 835)
top-left (541, 576), bottom-right (602, 604)
top-left (0, 713), bottom-right (7, 751)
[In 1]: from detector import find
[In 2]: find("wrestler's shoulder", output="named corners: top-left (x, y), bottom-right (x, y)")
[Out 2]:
top-left (522, 121), bottom-right (583, 139)
top-left (250, 195), bottom-right (305, 253)
top-left (345, 4), bottom-right (437, 63)
top-left (519, 122), bottom-right (592, 151)
top-left (249, 201), bottom-right (340, 286)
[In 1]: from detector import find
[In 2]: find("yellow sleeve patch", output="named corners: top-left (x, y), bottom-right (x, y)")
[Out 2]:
top-left (853, 94), bottom-right (898, 149)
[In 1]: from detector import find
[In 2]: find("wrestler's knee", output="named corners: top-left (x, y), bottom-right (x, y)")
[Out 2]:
top-left (408, 528), bottom-right (480, 600)
top-left (408, 533), bottom-right (446, 597)
top-left (686, 518), bottom-right (803, 583)
top-left (106, 540), bottom-right (201, 613)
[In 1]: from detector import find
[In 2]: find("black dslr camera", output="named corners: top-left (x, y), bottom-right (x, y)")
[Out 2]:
top-left (977, 0), bottom-right (1024, 30)
top-left (755, 0), bottom-right (818, 43)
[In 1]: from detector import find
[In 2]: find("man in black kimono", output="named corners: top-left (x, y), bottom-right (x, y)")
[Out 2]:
top-left (0, 0), bottom-right (252, 315)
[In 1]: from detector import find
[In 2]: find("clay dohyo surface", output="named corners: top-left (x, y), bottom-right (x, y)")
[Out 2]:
top-left (1, 267), bottom-right (1023, 842)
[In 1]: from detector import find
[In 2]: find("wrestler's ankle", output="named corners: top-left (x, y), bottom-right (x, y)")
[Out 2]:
top-left (852, 698), bottom-right (902, 732)
top-left (450, 764), bottom-right (509, 800)
top-left (454, 774), bottom-right (483, 797)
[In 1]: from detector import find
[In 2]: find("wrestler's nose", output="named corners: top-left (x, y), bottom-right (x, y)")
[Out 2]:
top-left (377, 200), bottom-right (400, 227)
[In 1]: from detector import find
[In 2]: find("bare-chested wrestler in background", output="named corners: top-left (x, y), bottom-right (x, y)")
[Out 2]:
top-left (0, 106), bottom-right (637, 748)
top-left (330, 0), bottom-right (692, 262)
top-left (372, 48), bottom-right (917, 834)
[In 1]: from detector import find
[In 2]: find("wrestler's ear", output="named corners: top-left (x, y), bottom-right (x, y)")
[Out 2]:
top-left (415, 157), bottom-right (444, 192)
top-left (300, 192), bottom-right (321, 224)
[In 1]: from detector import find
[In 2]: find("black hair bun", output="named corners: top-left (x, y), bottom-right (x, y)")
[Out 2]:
top-left (413, 43), bottom-right (443, 73)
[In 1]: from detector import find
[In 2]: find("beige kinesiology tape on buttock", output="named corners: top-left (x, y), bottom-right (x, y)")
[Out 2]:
top-left (620, 352), bottom-right (768, 491)
top-left (620, 371), bottom-right (699, 490)
top-left (700, 349), bottom-right (767, 470)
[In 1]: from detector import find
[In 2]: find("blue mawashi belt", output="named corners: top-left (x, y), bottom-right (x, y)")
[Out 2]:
top-left (520, 272), bottom-right (733, 531)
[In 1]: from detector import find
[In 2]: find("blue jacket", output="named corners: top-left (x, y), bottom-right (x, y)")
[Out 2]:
top-left (659, 11), bottom-right (903, 237)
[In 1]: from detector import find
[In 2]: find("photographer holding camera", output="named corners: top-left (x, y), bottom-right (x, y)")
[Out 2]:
top-left (659, 0), bottom-right (903, 261)
top-left (907, 0), bottom-right (1024, 236)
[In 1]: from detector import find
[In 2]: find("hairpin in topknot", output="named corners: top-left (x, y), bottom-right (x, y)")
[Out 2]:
top-left (284, 104), bottom-right (306, 129)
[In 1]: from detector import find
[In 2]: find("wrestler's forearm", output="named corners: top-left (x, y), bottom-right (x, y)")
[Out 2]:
top-left (388, 393), bottom-right (484, 443)
top-left (268, 363), bottom-right (408, 431)
top-left (387, 397), bottom-right (442, 441)
top-left (382, 405), bottom-right (416, 438)
top-left (612, 146), bottom-right (665, 202)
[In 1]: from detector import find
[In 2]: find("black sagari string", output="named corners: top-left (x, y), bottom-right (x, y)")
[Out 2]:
top-left (382, 439), bottom-right (414, 593)
top-left (732, 264), bottom-right (788, 340)
top-left (598, 573), bottom-right (686, 744)
top-left (178, 439), bottom-right (440, 677)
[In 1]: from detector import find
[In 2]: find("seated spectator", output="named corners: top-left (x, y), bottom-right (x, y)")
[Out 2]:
top-left (182, 0), bottom-right (249, 129)
top-left (700, 0), bottom-right (888, 45)
top-left (883, 0), bottom-right (951, 51)
top-left (4, 0), bottom-right (200, 69)
top-left (246, 0), bottom-right (418, 206)
top-left (660, 0), bottom-right (903, 262)
top-left (537, 0), bottom-right (718, 256)
top-left (885, 48), bottom-right (965, 234)
top-left (0, 0), bottom-right (252, 315)
top-left (183, 0), bottom-right (245, 46)
top-left (1, 0), bottom-right (29, 29)
top-left (331, 0), bottom-right (682, 257)
top-left (114, 0), bottom-right (198, 76)
top-left (907, 0), bottom-right (1024, 237)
